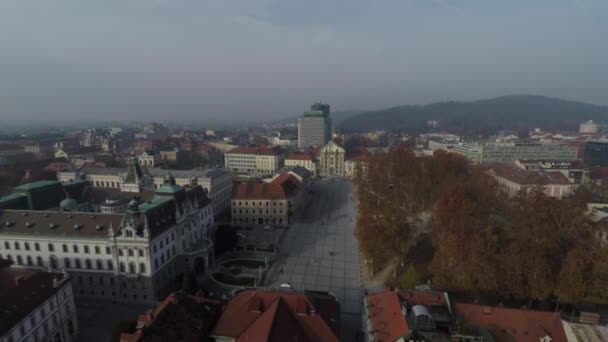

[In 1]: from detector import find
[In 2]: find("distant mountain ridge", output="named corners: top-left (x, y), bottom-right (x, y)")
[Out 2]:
top-left (338, 95), bottom-right (608, 134)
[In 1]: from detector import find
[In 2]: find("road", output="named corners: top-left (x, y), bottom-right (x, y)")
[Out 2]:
top-left (263, 178), bottom-right (362, 341)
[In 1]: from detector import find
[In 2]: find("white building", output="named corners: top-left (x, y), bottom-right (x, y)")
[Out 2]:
top-left (57, 160), bottom-right (232, 217)
top-left (318, 141), bottom-right (346, 177)
top-left (284, 153), bottom-right (318, 175)
top-left (138, 150), bottom-right (161, 167)
top-left (0, 260), bottom-right (78, 342)
top-left (224, 146), bottom-right (285, 176)
top-left (580, 120), bottom-right (599, 134)
top-left (0, 175), bottom-right (214, 306)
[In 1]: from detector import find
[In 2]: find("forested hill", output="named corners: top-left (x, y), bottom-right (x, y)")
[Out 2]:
top-left (339, 95), bottom-right (608, 134)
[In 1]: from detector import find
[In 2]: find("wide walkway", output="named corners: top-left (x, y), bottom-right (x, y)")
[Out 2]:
top-left (264, 178), bottom-right (363, 341)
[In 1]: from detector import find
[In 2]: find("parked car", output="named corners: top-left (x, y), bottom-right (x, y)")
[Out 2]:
top-left (236, 232), bottom-right (247, 239)
top-left (263, 225), bottom-right (275, 231)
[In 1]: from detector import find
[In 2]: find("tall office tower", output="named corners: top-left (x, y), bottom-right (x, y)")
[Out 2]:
top-left (298, 103), bottom-right (331, 149)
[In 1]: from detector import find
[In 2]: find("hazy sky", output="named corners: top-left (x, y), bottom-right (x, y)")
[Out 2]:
top-left (1, 0), bottom-right (607, 123)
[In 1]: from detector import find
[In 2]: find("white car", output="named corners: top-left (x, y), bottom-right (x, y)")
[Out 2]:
top-left (263, 225), bottom-right (275, 231)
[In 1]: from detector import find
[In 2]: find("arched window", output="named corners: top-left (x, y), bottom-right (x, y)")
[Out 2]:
top-left (34, 243), bottom-right (40, 251)
top-left (84, 245), bottom-right (90, 254)
top-left (6, 254), bottom-right (12, 261)
top-left (36, 256), bottom-right (43, 266)
top-left (75, 259), bottom-right (82, 269)
top-left (129, 262), bottom-right (136, 273)
top-left (85, 259), bottom-right (92, 269)
top-left (139, 263), bottom-right (146, 273)
top-left (128, 248), bottom-right (133, 256)
top-left (96, 259), bottom-right (103, 270)
top-left (4, 241), bottom-right (9, 249)
top-left (119, 262), bottom-right (125, 272)
top-left (107, 260), bottom-right (113, 270)
top-left (17, 255), bottom-right (23, 265)
top-left (94, 246), bottom-right (100, 254)
top-left (50, 256), bottom-right (58, 269)
top-left (64, 258), bottom-right (71, 268)
top-left (26, 256), bottom-right (33, 266)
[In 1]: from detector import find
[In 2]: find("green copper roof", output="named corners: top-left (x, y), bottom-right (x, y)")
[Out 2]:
top-left (0, 192), bottom-right (27, 204)
top-left (61, 179), bottom-right (90, 188)
top-left (156, 183), bottom-right (184, 194)
top-left (13, 180), bottom-right (59, 191)
top-left (136, 196), bottom-right (173, 212)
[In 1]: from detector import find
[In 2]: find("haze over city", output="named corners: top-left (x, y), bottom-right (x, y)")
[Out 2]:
top-left (1, 0), bottom-right (607, 123)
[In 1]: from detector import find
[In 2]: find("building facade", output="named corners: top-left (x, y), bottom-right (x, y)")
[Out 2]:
top-left (584, 140), bottom-right (608, 167)
top-left (0, 175), bottom-right (214, 306)
top-left (284, 153), bottom-right (318, 175)
top-left (0, 260), bottom-right (79, 342)
top-left (58, 164), bottom-right (232, 217)
top-left (298, 103), bottom-right (331, 149)
top-left (224, 146), bottom-right (285, 176)
top-left (486, 163), bottom-right (577, 199)
top-left (580, 120), bottom-right (599, 134)
top-left (138, 150), bottom-right (161, 167)
top-left (318, 141), bottom-right (346, 177)
top-left (344, 155), bottom-right (370, 179)
top-left (480, 143), bottom-right (579, 164)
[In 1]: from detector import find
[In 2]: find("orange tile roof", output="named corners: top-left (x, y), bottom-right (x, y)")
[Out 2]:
top-left (228, 145), bottom-right (284, 156)
top-left (232, 182), bottom-right (287, 200)
top-left (212, 290), bottom-right (340, 342)
top-left (286, 153), bottom-right (315, 161)
top-left (367, 290), bottom-right (409, 341)
top-left (397, 289), bottom-right (447, 308)
top-left (454, 303), bottom-right (567, 342)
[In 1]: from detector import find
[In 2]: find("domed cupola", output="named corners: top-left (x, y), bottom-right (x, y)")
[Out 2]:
top-left (60, 193), bottom-right (79, 212)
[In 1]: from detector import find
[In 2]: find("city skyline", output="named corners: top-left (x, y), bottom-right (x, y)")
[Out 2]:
top-left (1, 0), bottom-right (607, 123)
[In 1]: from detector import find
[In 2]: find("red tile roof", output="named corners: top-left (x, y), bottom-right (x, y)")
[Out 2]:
top-left (212, 290), bottom-right (340, 342)
top-left (286, 153), bottom-right (315, 161)
top-left (271, 173), bottom-right (303, 189)
top-left (454, 303), bottom-right (567, 342)
top-left (397, 289), bottom-right (447, 308)
top-left (366, 290), bottom-right (409, 341)
top-left (485, 163), bottom-right (570, 185)
top-left (232, 182), bottom-right (288, 200)
top-left (233, 174), bottom-right (302, 200)
top-left (228, 145), bottom-right (284, 156)
top-left (348, 154), bottom-right (371, 162)
top-left (120, 291), bottom-right (223, 342)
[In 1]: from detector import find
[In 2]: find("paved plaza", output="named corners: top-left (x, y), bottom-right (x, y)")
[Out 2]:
top-left (263, 178), bottom-right (363, 341)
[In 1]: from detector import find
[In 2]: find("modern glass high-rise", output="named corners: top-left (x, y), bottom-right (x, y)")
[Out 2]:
top-left (298, 103), bottom-right (331, 148)
top-left (584, 140), bottom-right (608, 167)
